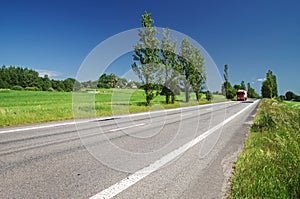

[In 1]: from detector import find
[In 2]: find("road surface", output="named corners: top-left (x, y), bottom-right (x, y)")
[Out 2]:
top-left (0, 100), bottom-right (259, 198)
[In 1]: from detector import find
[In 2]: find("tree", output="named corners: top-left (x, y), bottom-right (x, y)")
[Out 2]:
top-left (223, 64), bottom-right (235, 99)
top-left (109, 73), bottom-right (118, 88)
top-left (41, 75), bottom-right (52, 91)
top-left (97, 73), bottom-right (118, 89)
top-left (240, 80), bottom-right (246, 90)
top-left (116, 78), bottom-right (128, 88)
top-left (233, 84), bottom-right (241, 90)
top-left (132, 12), bottom-right (161, 106)
top-left (206, 90), bottom-right (213, 101)
top-left (190, 47), bottom-right (206, 102)
top-left (56, 81), bottom-right (65, 92)
top-left (247, 82), bottom-right (259, 98)
top-left (285, 91), bottom-right (297, 101)
top-left (179, 38), bottom-right (194, 102)
top-left (63, 78), bottom-right (76, 92)
top-left (223, 64), bottom-right (230, 99)
top-left (160, 28), bottom-right (180, 104)
top-left (227, 86), bottom-right (236, 99)
top-left (261, 70), bottom-right (278, 98)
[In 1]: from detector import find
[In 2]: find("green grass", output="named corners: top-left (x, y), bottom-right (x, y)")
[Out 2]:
top-left (282, 100), bottom-right (300, 109)
top-left (0, 89), bottom-right (226, 127)
top-left (229, 99), bottom-right (300, 198)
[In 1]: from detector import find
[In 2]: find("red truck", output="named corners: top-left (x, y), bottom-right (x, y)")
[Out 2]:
top-left (237, 89), bottom-right (247, 101)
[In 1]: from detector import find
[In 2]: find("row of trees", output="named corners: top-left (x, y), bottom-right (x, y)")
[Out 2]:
top-left (0, 65), bottom-right (79, 92)
top-left (222, 64), bottom-right (259, 99)
top-left (132, 12), bottom-right (207, 105)
top-left (97, 73), bottom-right (142, 89)
top-left (260, 70), bottom-right (300, 102)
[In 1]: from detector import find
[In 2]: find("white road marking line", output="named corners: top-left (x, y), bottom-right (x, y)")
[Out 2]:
top-left (181, 113), bottom-right (192, 117)
top-left (0, 101), bottom-right (236, 135)
top-left (0, 122), bottom-right (76, 134)
top-left (89, 100), bottom-right (259, 199)
top-left (109, 123), bottom-right (145, 132)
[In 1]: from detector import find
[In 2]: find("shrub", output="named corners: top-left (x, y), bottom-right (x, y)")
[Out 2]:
top-left (11, 85), bottom-right (24, 90)
top-left (25, 86), bottom-right (40, 91)
top-left (47, 87), bottom-right (55, 92)
top-left (206, 90), bottom-right (213, 101)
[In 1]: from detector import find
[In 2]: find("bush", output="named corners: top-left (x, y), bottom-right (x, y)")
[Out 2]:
top-left (47, 87), bottom-right (55, 92)
top-left (25, 86), bottom-right (40, 91)
top-left (277, 95), bottom-right (285, 102)
top-left (11, 85), bottom-right (24, 90)
top-left (226, 87), bottom-right (236, 99)
top-left (206, 90), bottom-right (213, 101)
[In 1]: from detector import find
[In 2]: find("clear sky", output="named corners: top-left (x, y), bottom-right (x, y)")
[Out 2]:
top-left (1, 0), bottom-right (299, 95)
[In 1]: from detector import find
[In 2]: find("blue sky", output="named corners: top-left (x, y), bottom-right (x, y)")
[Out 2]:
top-left (0, 0), bottom-right (299, 95)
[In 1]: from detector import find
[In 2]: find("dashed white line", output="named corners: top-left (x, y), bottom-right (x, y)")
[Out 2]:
top-left (90, 100), bottom-right (259, 199)
top-left (109, 123), bottom-right (145, 132)
top-left (0, 122), bottom-right (76, 134)
top-left (181, 113), bottom-right (193, 117)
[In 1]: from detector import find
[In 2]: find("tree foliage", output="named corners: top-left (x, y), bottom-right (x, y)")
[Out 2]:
top-left (240, 80), bottom-right (246, 90)
top-left (0, 65), bottom-right (78, 92)
top-left (247, 82), bottom-right (259, 98)
top-left (223, 64), bottom-right (232, 99)
top-left (97, 73), bottom-right (118, 89)
top-left (132, 12), bottom-right (161, 106)
top-left (285, 91), bottom-right (300, 101)
top-left (261, 70), bottom-right (278, 98)
top-left (178, 38), bottom-right (194, 102)
top-left (160, 28), bottom-right (180, 104)
top-left (190, 47), bottom-right (206, 102)
top-left (234, 84), bottom-right (241, 91)
top-left (222, 64), bottom-right (236, 99)
top-left (131, 12), bottom-right (208, 105)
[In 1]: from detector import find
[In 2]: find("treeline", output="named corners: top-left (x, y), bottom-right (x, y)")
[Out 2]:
top-left (97, 73), bottom-right (142, 89)
top-left (222, 64), bottom-right (259, 99)
top-left (0, 65), bottom-right (80, 92)
top-left (259, 70), bottom-right (299, 101)
top-left (131, 12), bottom-right (207, 105)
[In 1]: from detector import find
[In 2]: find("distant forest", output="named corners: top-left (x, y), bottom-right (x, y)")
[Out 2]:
top-left (0, 65), bottom-right (142, 92)
top-left (0, 65), bottom-right (81, 92)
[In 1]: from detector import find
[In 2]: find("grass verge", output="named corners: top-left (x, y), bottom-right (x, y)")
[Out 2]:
top-left (229, 99), bottom-right (300, 198)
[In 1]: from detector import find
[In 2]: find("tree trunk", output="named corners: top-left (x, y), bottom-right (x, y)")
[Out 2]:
top-left (165, 94), bottom-right (170, 104)
top-left (145, 86), bottom-right (150, 106)
top-left (195, 90), bottom-right (199, 102)
top-left (185, 85), bottom-right (189, 102)
top-left (171, 94), bottom-right (175, 104)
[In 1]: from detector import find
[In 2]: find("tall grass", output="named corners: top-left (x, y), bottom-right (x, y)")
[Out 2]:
top-left (230, 99), bottom-right (300, 198)
top-left (0, 89), bottom-right (226, 127)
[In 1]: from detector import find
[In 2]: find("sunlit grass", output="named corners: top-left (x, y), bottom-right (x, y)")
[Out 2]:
top-left (0, 89), bottom-right (226, 127)
top-left (282, 100), bottom-right (300, 109)
top-left (230, 99), bottom-right (300, 198)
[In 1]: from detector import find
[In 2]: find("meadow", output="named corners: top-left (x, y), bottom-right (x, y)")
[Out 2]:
top-left (229, 99), bottom-right (300, 198)
top-left (0, 89), bottom-right (226, 127)
top-left (282, 99), bottom-right (300, 109)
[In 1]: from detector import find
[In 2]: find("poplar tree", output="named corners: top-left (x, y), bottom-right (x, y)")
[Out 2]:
top-left (132, 12), bottom-right (161, 105)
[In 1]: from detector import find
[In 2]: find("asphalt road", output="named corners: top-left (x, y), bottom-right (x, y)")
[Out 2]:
top-left (0, 100), bottom-right (260, 199)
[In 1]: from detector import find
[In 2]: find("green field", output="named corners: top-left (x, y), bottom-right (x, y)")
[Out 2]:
top-left (282, 100), bottom-right (300, 109)
top-left (230, 99), bottom-right (300, 198)
top-left (0, 89), bottom-right (226, 127)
